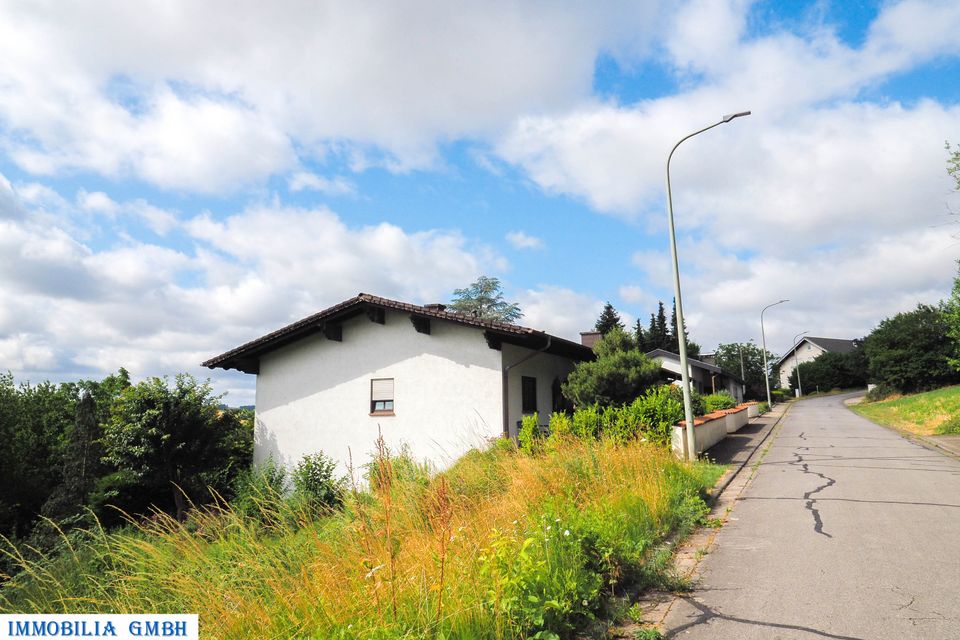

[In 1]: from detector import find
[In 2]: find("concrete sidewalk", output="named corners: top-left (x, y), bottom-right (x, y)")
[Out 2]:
top-left (662, 392), bottom-right (960, 639)
top-left (702, 402), bottom-right (789, 468)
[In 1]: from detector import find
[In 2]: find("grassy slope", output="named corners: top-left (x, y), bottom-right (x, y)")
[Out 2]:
top-left (1, 438), bottom-right (723, 640)
top-left (851, 385), bottom-right (960, 436)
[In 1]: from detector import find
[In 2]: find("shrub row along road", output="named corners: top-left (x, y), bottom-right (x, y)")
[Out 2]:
top-left (663, 392), bottom-right (960, 639)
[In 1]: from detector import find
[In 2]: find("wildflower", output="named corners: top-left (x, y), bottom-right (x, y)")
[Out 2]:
top-left (546, 525), bottom-right (551, 531)
top-left (564, 530), bottom-right (570, 537)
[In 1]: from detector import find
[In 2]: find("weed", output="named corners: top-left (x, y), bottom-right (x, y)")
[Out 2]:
top-left (1, 437), bottom-right (720, 639)
top-left (633, 628), bottom-right (665, 640)
top-left (626, 602), bottom-right (646, 623)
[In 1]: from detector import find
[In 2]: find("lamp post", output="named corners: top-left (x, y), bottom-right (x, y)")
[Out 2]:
top-left (760, 299), bottom-right (788, 407)
top-left (666, 110), bottom-right (751, 461)
top-left (792, 331), bottom-right (808, 397)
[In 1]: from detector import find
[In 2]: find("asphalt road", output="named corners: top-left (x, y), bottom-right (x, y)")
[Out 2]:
top-left (663, 393), bottom-right (960, 639)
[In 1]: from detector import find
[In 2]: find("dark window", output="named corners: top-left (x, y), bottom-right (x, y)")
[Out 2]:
top-left (521, 376), bottom-right (537, 414)
top-left (371, 378), bottom-right (395, 415)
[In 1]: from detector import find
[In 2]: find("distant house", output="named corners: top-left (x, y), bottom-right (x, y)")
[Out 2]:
top-left (775, 336), bottom-right (856, 388)
top-left (645, 349), bottom-right (745, 402)
top-left (203, 294), bottom-right (593, 475)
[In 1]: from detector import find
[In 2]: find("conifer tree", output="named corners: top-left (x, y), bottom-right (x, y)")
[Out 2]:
top-left (41, 391), bottom-right (103, 521)
top-left (654, 302), bottom-right (669, 349)
top-left (668, 298), bottom-right (701, 358)
top-left (634, 318), bottom-right (647, 351)
top-left (595, 302), bottom-right (624, 335)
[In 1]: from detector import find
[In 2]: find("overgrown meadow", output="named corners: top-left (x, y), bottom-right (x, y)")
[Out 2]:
top-left (1, 435), bottom-right (722, 639)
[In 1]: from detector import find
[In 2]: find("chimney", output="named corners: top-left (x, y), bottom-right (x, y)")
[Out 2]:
top-left (580, 331), bottom-right (601, 349)
top-left (424, 303), bottom-right (447, 312)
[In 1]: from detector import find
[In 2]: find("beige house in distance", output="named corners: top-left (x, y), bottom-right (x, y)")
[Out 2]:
top-left (776, 336), bottom-right (856, 388)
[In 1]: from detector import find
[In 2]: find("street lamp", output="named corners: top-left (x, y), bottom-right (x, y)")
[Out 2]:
top-left (760, 299), bottom-right (788, 407)
top-left (666, 110), bottom-right (751, 461)
top-left (792, 331), bottom-right (808, 397)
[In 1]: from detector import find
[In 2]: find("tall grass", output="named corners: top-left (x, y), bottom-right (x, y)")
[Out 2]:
top-left (1, 437), bottom-right (721, 639)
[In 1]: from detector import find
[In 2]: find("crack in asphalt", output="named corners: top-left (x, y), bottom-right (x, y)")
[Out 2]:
top-left (791, 451), bottom-right (836, 538)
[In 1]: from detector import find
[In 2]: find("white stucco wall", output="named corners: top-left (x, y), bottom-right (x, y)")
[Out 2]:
top-left (254, 309), bottom-right (504, 478)
top-left (778, 341), bottom-right (826, 387)
top-left (501, 343), bottom-right (577, 438)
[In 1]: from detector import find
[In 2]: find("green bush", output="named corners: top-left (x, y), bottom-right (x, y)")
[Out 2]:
top-left (866, 383), bottom-right (897, 402)
top-left (518, 412), bottom-right (542, 454)
top-left (600, 404), bottom-right (636, 444)
top-left (666, 384), bottom-right (705, 416)
top-left (702, 391), bottom-right (736, 413)
top-left (771, 388), bottom-right (792, 402)
top-left (546, 412), bottom-right (574, 447)
top-left (571, 404), bottom-right (602, 439)
top-left (757, 402), bottom-right (770, 414)
top-left (936, 415), bottom-right (960, 435)
top-left (631, 386), bottom-right (684, 445)
top-left (291, 452), bottom-right (344, 512)
top-left (232, 457), bottom-right (288, 525)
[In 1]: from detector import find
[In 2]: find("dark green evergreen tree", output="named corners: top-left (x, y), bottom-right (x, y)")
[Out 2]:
top-left (595, 302), bottom-right (624, 335)
top-left (656, 302), bottom-right (668, 346)
top-left (41, 391), bottom-right (103, 521)
top-left (669, 298), bottom-right (701, 358)
top-left (646, 313), bottom-right (658, 349)
top-left (634, 318), bottom-right (647, 351)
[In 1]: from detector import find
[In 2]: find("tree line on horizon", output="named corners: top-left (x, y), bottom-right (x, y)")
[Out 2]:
top-left (0, 370), bottom-right (252, 580)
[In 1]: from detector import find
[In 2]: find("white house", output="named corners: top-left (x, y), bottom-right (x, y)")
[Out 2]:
top-left (645, 349), bottom-right (745, 403)
top-left (203, 294), bottom-right (593, 475)
top-left (775, 336), bottom-right (856, 388)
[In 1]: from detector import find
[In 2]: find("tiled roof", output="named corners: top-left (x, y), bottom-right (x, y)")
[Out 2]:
top-left (202, 293), bottom-right (594, 373)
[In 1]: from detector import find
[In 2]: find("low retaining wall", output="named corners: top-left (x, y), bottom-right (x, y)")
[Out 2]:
top-left (672, 402), bottom-right (757, 458)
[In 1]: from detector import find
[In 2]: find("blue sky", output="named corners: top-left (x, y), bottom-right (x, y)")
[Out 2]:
top-left (1, 0), bottom-right (958, 405)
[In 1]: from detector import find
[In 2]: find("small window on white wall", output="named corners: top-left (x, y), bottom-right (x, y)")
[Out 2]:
top-left (371, 378), bottom-right (395, 415)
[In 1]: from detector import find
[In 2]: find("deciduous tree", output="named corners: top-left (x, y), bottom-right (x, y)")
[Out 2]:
top-left (448, 276), bottom-right (522, 322)
top-left (102, 374), bottom-right (252, 521)
top-left (863, 304), bottom-right (958, 393)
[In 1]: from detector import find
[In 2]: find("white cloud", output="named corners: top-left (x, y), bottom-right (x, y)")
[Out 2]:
top-left (619, 285), bottom-right (656, 308)
top-left (0, 177), bottom-right (507, 403)
top-left (495, 0), bottom-right (960, 355)
top-left (515, 286), bottom-right (605, 340)
top-left (77, 190), bottom-right (119, 214)
top-left (288, 172), bottom-right (355, 195)
top-left (505, 230), bottom-right (544, 250)
top-left (0, 1), bottom-right (669, 190)
top-left (77, 189), bottom-right (179, 234)
top-left (626, 228), bottom-right (957, 356)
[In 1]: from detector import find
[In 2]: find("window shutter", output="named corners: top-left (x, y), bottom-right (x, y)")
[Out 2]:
top-left (371, 378), bottom-right (394, 401)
